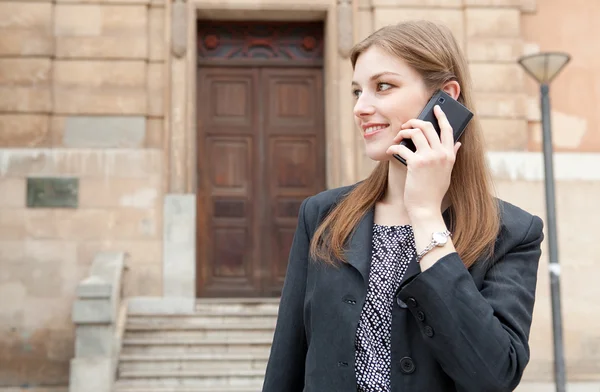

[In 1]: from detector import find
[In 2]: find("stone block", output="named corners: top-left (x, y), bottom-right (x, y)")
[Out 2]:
top-left (0, 87), bottom-right (52, 113)
top-left (473, 92), bottom-right (527, 118)
top-left (149, 6), bottom-right (166, 61)
top-left (0, 2), bottom-right (53, 56)
top-left (465, 8), bottom-right (521, 38)
top-left (72, 299), bottom-right (112, 324)
top-left (373, 0), bottom-right (462, 6)
top-left (0, 178), bottom-right (26, 208)
top-left (0, 115), bottom-right (50, 147)
top-left (0, 58), bottom-right (51, 85)
top-left (480, 118), bottom-right (527, 150)
top-left (69, 357), bottom-right (113, 392)
top-left (147, 63), bottom-right (164, 116)
top-left (0, 149), bottom-right (162, 178)
top-left (61, 116), bottom-right (146, 148)
top-left (146, 117), bottom-right (163, 147)
top-left (163, 194), bottom-right (196, 299)
top-left (57, 0), bottom-right (149, 3)
top-left (470, 63), bottom-right (523, 93)
top-left (23, 209), bottom-right (112, 241)
top-left (53, 60), bottom-right (146, 115)
top-left (374, 8), bottom-right (465, 47)
top-left (75, 276), bottom-right (112, 299)
top-left (79, 177), bottom-right (160, 209)
top-left (54, 5), bottom-right (147, 59)
top-left (467, 38), bottom-right (524, 62)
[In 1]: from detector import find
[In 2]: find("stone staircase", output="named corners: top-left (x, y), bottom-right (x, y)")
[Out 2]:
top-left (113, 298), bottom-right (279, 392)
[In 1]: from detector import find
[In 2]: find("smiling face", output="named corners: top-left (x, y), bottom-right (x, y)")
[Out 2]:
top-left (352, 46), bottom-right (432, 161)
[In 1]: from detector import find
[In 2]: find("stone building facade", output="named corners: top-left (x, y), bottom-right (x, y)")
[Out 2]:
top-left (0, 0), bottom-right (599, 388)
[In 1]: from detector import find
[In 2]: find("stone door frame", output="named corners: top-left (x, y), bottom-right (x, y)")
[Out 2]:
top-left (161, 0), bottom-right (357, 307)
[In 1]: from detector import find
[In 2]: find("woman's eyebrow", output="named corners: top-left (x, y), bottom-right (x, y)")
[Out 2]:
top-left (351, 71), bottom-right (403, 86)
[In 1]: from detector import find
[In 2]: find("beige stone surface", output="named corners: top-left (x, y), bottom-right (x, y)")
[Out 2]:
top-left (0, 58), bottom-right (51, 85)
top-left (55, 0), bottom-right (150, 3)
top-left (0, 59), bottom-right (52, 113)
top-left (470, 63), bottom-right (524, 93)
top-left (149, 6), bottom-right (166, 61)
top-left (54, 4), bottom-right (148, 59)
top-left (480, 118), bottom-right (528, 150)
top-left (464, 0), bottom-right (523, 6)
top-left (53, 60), bottom-right (147, 114)
top-left (0, 2), bottom-right (53, 56)
top-left (0, 114), bottom-right (50, 147)
top-left (355, 9), bottom-right (373, 44)
top-left (146, 117), bottom-right (164, 148)
top-left (466, 8), bottom-right (521, 38)
top-left (374, 8), bottom-right (465, 48)
top-left (147, 62), bottom-right (165, 116)
top-left (467, 38), bottom-right (524, 62)
top-left (77, 240), bottom-right (162, 266)
top-left (79, 177), bottom-right (161, 209)
top-left (0, 178), bottom-right (25, 208)
top-left (0, 149), bottom-right (162, 178)
top-left (474, 93), bottom-right (527, 119)
top-left (123, 263), bottom-right (162, 296)
top-left (372, 0), bottom-right (462, 6)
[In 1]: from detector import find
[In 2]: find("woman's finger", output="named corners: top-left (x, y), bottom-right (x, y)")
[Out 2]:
top-left (387, 142), bottom-right (416, 163)
top-left (399, 128), bottom-right (431, 152)
top-left (401, 119), bottom-right (441, 149)
top-left (434, 105), bottom-right (455, 150)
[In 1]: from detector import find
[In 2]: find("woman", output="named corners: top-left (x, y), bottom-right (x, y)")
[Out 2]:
top-left (262, 20), bottom-right (544, 392)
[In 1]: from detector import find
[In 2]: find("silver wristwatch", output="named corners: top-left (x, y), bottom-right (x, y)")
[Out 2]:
top-left (416, 230), bottom-right (452, 262)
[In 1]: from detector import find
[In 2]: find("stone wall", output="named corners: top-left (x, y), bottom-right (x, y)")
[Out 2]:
top-left (0, 0), bottom-right (166, 385)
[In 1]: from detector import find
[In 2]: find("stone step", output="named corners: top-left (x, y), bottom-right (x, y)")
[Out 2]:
top-left (114, 379), bottom-right (263, 391)
top-left (119, 358), bottom-right (268, 373)
top-left (124, 328), bottom-right (275, 341)
top-left (114, 386), bottom-right (262, 392)
top-left (120, 342), bottom-right (272, 356)
top-left (123, 335), bottom-right (273, 346)
top-left (126, 319), bottom-right (277, 330)
top-left (118, 367), bottom-right (265, 380)
top-left (194, 301), bottom-right (279, 315)
top-left (127, 314), bottom-right (277, 326)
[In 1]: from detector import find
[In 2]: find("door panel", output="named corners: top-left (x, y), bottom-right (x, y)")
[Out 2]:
top-left (196, 67), bottom-right (325, 297)
top-left (196, 68), bottom-right (260, 297)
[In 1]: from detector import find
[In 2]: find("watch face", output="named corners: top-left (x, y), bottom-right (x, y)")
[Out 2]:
top-left (433, 232), bottom-right (448, 246)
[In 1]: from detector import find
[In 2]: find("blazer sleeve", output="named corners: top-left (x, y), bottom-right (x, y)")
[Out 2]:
top-left (398, 214), bottom-right (544, 392)
top-left (262, 196), bottom-right (311, 392)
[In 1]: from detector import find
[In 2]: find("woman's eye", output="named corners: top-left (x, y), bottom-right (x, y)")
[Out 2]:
top-left (352, 89), bottom-right (362, 98)
top-left (377, 82), bottom-right (392, 91)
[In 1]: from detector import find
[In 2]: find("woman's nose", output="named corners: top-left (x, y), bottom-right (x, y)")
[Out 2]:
top-left (353, 97), bottom-right (376, 118)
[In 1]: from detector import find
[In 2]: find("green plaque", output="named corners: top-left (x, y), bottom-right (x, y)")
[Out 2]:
top-left (27, 177), bottom-right (79, 208)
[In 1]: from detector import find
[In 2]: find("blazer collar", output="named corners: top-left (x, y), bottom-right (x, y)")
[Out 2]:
top-left (345, 206), bottom-right (453, 286)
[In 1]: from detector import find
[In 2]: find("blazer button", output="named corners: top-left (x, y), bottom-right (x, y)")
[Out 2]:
top-left (417, 311), bottom-right (426, 322)
top-left (407, 297), bottom-right (418, 308)
top-left (396, 297), bottom-right (408, 309)
top-left (399, 357), bottom-right (416, 374)
top-left (424, 326), bottom-right (435, 337)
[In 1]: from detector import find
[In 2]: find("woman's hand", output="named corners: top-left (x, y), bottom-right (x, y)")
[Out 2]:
top-left (386, 105), bottom-right (461, 219)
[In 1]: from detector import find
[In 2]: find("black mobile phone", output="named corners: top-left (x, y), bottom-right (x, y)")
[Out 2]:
top-left (393, 90), bottom-right (473, 165)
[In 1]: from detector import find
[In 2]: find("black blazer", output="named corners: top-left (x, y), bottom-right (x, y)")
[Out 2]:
top-left (262, 184), bottom-right (544, 392)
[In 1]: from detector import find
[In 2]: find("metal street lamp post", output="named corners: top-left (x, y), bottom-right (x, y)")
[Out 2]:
top-left (517, 51), bottom-right (571, 392)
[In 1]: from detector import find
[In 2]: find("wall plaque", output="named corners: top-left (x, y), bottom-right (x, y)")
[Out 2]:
top-left (27, 177), bottom-right (79, 208)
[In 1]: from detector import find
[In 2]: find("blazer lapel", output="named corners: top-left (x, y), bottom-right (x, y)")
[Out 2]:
top-left (345, 208), bottom-right (374, 284)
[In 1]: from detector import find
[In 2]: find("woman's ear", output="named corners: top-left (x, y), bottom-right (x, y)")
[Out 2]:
top-left (442, 81), bottom-right (461, 100)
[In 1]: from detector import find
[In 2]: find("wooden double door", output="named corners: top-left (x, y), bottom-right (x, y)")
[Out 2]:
top-left (196, 66), bottom-right (326, 297)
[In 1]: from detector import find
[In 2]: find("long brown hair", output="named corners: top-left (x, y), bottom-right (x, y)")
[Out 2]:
top-left (310, 20), bottom-right (500, 268)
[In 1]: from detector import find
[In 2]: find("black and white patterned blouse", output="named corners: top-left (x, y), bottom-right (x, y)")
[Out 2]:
top-left (355, 223), bottom-right (415, 392)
